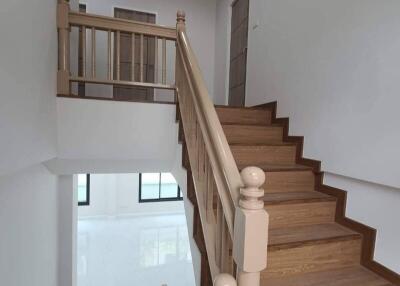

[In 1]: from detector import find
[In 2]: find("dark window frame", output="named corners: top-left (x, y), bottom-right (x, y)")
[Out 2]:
top-left (78, 174), bottom-right (90, 206)
top-left (139, 173), bottom-right (182, 203)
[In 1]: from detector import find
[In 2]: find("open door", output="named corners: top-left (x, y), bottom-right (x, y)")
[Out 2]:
top-left (228, 0), bottom-right (249, 107)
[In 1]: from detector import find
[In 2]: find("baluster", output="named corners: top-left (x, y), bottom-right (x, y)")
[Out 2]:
top-left (116, 31), bottom-right (121, 81)
top-left (131, 33), bottom-right (135, 82)
top-left (162, 38), bottom-right (167, 84)
top-left (155, 36), bottom-right (158, 83)
top-left (91, 27), bottom-right (96, 78)
top-left (140, 34), bottom-right (144, 82)
top-left (233, 167), bottom-right (269, 286)
top-left (215, 199), bottom-right (223, 268)
top-left (107, 30), bottom-right (112, 80)
top-left (221, 219), bottom-right (231, 273)
top-left (81, 26), bottom-right (86, 78)
top-left (57, 1), bottom-right (70, 95)
top-left (205, 161), bottom-right (215, 222)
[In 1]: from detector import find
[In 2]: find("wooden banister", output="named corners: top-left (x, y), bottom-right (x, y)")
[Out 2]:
top-left (68, 11), bottom-right (176, 40)
top-left (176, 11), bottom-right (242, 236)
top-left (57, 0), bottom-right (176, 97)
top-left (175, 11), bottom-right (269, 286)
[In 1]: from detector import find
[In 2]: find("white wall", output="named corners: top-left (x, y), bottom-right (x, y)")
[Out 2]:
top-left (246, 0), bottom-right (400, 189)
top-left (78, 173), bottom-right (184, 217)
top-left (46, 97), bottom-right (179, 174)
top-left (244, 0), bottom-right (400, 272)
top-left (58, 175), bottom-right (78, 286)
top-left (0, 164), bottom-right (58, 286)
top-left (325, 173), bottom-right (400, 273)
top-left (73, 0), bottom-right (216, 101)
top-left (213, 0), bottom-right (232, 105)
top-left (171, 144), bottom-right (202, 286)
top-left (0, 0), bottom-right (57, 176)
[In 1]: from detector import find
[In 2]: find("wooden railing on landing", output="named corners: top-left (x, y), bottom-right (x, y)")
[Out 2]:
top-left (57, 3), bottom-right (269, 285)
top-left (57, 1), bottom-right (176, 96)
top-left (175, 12), bottom-right (269, 286)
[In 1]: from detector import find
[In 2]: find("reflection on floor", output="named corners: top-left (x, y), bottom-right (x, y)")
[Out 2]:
top-left (77, 213), bottom-right (196, 286)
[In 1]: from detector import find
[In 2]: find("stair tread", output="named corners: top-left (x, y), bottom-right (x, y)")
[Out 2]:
top-left (269, 223), bottom-right (360, 249)
top-left (262, 266), bottom-right (393, 286)
top-left (238, 163), bottom-right (312, 172)
top-left (230, 142), bottom-right (295, 146)
top-left (264, 191), bottom-right (335, 205)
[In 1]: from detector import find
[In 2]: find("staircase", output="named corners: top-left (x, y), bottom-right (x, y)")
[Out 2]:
top-left (179, 104), bottom-right (399, 286)
top-left (56, 5), bottom-right (398, 285)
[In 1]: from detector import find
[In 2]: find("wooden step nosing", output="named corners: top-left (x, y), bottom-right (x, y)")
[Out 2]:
top-left (268, 233), bottom-right (362, 251)
top-left (222, 123), bottom-right (282, 127)
top-left (264, 196), bottom-right (337, 206)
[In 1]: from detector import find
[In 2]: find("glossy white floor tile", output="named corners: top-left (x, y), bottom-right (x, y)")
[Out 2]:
top-left (77, 213), bottom-right (196, 286)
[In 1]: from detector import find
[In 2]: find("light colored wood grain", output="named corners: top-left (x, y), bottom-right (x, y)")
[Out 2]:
top-left (223, 125), bottom-right (283, 144)
top-left (231, 145), bottom-right (297, 166)
top-left (264, 238), bottom-right (362, 278)
top-left (264, 170), bottom-right (315, 193)
top-left (216, 107), bottom-right (272, 125)
top-left (262, 266), bottom-right (393, 286)
top-left (69, 11), bottom-right (176, 40)
top-left (266, 201), bottom-right (336, 229)
top-left (70, 76), bottom-right (174, 90)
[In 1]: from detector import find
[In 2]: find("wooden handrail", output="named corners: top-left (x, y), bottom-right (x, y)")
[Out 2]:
top-left (57, 0), bottom-right (177, 96)
top-left (176, 12), bottom-right (242, 237)
top-left (69, 11), bottom-right (177, 40)
top-left (175, 11), bottom-right (269, 286)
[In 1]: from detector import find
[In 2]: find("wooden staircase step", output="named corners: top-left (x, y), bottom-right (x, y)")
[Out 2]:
top-left (268, 223), bottom-right (360, 249)
top-left (223, 124), bottom-right (283, 144)
top-left (262, 266), bottom-right (394, 286)
top-left (264, 191), bottom-right (335, 205)
top-left (232, 144), bottom-right (297, 166)
top-left (216, 106), bottom-right (272, 125)
top-left (264, 223), bottom-right (362, 278)
top-left (265, 192), bottom-right (336, 229)
top-left (238, 163), bottom-right (312, 172)
top-left (264, 170), bottom-right (316, 193)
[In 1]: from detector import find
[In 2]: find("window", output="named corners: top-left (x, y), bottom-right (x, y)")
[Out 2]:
top-left (139, 173), bottom-right (182, 203)
top-left (77, 174), bottom-right (90, 206)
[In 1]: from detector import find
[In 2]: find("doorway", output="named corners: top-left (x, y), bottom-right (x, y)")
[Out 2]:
top-left (228, 0), bottom-right (249, 106)
top-left (113, 8), bottom-right (156, 102)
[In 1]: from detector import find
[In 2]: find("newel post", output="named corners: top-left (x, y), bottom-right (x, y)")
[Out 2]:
top-left (57, 0), bottom-right (70, 95)
top-left (176, 10), bottom-right (186, 33)
top-left (214, 273), bottom-right (237, 286)
top-left (233, 167), bottom-right (269, 286)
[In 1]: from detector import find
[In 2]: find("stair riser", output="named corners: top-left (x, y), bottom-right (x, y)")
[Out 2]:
top-left (232, 146), bottom-right (297, 165)
top-left (263, 239), bottom-right (362, 279)
top-left (223, 125), bottom-right (283, 144)
top-left (217, 108), bottom-right (271, 125)
top-left (264, 171), bottom-right (315, 193)
top-left (266, 201), bottom-right (336, 229)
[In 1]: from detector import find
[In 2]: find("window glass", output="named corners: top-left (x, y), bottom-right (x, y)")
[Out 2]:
top-left (141, 173), bottom-right (160, 200)
top-left (139, 173), bottom-right (181, 202)
top-left (160, 173), bottom-right (179, 199)
top-left (78, 174), bottom-right (88, 204)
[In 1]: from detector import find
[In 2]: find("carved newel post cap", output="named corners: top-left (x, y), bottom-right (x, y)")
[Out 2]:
top-left (177, 10), bottom-right (186, 23)
top-left (241, 166), bottom-right (265, 188)
top-left (240, 167), bottom-right (265, 210)
top-left (214, 273), bottom-right (237, 286)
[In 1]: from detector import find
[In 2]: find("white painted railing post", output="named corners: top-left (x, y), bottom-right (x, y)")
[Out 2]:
top-left (233, 167), bottom-right (269, 286)
top-left (214, 273), bottom-right (237, 286)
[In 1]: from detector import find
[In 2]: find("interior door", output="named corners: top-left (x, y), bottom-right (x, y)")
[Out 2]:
top-left (114, 8), bottom-right (156, 102)
top-left (228, 0), bottom-right (249, 107)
